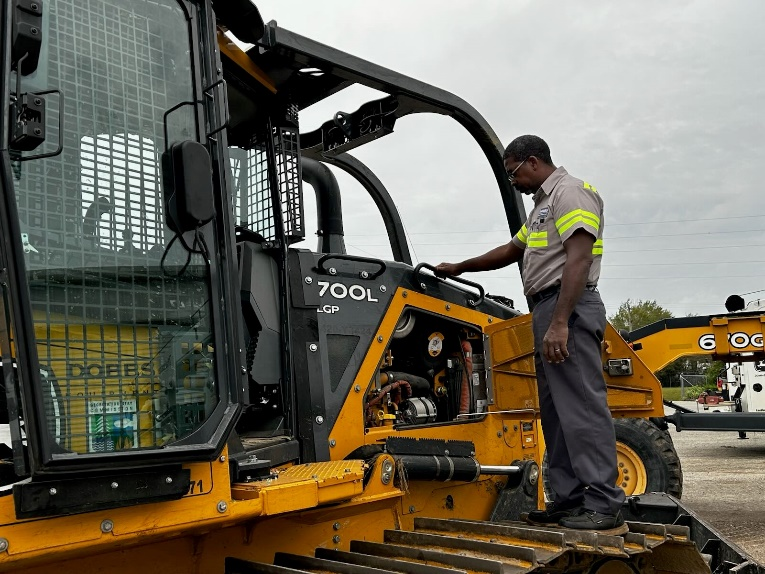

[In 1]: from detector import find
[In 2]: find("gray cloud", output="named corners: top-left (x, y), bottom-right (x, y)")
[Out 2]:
top-left (256, 0), bottom-right (765, 315)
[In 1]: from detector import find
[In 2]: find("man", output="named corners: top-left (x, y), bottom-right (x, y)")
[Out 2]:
top-left (436, 135), bottom-right (626, 533)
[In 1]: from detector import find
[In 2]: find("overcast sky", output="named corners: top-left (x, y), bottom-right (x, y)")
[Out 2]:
top-left (255, 0), bottom-right (765, 317)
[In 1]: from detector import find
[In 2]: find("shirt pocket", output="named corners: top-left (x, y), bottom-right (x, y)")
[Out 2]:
top-left (527, 209), bottom-right (552, 250)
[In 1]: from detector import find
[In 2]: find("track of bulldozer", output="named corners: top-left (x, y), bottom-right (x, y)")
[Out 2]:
top-left (226, 517), bottom-right (711, 574)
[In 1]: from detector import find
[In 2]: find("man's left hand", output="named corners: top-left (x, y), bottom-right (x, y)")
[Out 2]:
top-left (543, 323), bottom-right (569, 363)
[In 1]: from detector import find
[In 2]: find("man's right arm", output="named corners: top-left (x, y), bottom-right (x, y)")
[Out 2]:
top-left (436, 241), bottom-right (525, 277)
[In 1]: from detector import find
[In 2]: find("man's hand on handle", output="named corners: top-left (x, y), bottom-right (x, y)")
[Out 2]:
top-left (433, 242), bottom-right (523, 280)
top-left (435, 262), bottom-right (463, 277)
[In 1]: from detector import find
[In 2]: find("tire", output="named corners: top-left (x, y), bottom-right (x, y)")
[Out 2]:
top-left (614, 418), bottom-right (683, 498)
top-left (542, 418), bottom-right (683, 500)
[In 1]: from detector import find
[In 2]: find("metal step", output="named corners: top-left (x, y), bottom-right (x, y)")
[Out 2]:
top-left (225, 519), bottom-right (712, 574)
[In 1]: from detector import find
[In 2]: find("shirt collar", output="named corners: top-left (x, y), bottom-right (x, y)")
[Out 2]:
top-left (533, 166), bottom-right (568, 202)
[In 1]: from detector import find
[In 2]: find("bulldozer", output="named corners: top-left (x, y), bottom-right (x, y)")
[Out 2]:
top-left (0, 1), bottom-right (762, 572)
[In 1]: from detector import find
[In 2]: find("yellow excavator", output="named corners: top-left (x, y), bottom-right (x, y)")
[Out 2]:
top-left (0, 1), bottom-right (762, 572)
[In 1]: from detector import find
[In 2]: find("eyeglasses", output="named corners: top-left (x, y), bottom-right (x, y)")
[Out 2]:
top-left (507, 159), bottom-right (526, 182)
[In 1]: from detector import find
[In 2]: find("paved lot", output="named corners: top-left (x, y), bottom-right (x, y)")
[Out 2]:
top-left (668, 418), bottom-right (765, 564)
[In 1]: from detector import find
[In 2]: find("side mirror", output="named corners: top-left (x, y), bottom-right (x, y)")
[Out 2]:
top-left (162, 141), bottom-right (216, 234)
top-left (213, 0), bottom-right (265, 44)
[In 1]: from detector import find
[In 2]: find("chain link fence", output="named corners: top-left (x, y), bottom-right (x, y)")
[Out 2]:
top-left (678, 374), bottom-right (707, 400)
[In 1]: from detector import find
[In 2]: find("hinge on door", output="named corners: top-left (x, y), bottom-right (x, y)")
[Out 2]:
top-left (12, 0), bottom-right (44, 76)
top-left (9, 88), bottom-right (63, 160)
top-left (10, 92), bottom-right (46, 151)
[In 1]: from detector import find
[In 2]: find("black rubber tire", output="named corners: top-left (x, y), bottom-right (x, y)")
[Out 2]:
top-left (614, 417), bottom-right (683, 498)
top-left (542, 418), bottom-right (683, 500)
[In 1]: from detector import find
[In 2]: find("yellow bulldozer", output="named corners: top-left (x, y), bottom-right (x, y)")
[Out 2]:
top-left (0, 1), bottom-right (762, 572)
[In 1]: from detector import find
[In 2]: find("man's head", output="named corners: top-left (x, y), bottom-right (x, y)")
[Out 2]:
top-left (503, 135), bottom-right (557, 194)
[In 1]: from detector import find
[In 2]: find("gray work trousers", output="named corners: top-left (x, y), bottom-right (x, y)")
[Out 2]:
top-left (532, 289), bottom-right (625, 514)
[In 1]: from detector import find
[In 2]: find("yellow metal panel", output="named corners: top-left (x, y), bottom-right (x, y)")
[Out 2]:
top-left (0, 457), bottom-right (398, 572)
top-left (4, 502), bottom-right (404, 574)
top-left (485, 316), bottom-right (663, 417)
top-left (217, 29), bottom-right (277, 93)
top-left (0, 449), bottom-right (256, 569)
top-left (484, 314), bottom-right (539, 412)
top-left (602, 323), bottom-right (663, 417)
top-left (633, 325), bottom-right (710, 372)
top-left (280, 460), bottom-right (364, 483)
top-left (260, 480), bottom-right (320, 515)
top-left (606, 384), bottom-right (656, 411)
top-left (712, 318), bottom-right (732, 355)
top-left (397, 478), bottom-right (509, 525)
top-left (232, 460), bottom-right (365, 512)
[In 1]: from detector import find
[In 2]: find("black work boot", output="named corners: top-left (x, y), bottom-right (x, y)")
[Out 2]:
top-left (526, 501), bottom-right (582, 526)
top-left (559, 509), bottom-right (628, 535)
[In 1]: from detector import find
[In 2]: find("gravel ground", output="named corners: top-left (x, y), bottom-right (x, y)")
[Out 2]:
top-left (667, 405), bottom-right (765, 564)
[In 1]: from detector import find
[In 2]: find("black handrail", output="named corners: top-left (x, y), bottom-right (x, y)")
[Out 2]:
top-left (413, 263), bottom-right (485, 307)
top-left (317, 253), bottom-right (386, 280)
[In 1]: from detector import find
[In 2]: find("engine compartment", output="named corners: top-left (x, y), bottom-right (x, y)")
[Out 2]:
top-left (365, 309), bottom-right (489, 428)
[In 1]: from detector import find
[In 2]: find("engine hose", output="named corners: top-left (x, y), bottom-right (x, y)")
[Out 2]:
top-left (366, 380), bottom-right (412, 409)
top-left (381, 371), bottom-right (431, 396)
top-left (460, 340), bottom-right (472, 414)
top-left (395, 454), bottom-right (481, 482)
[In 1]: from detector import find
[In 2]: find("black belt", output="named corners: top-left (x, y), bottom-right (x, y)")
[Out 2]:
top-left (529, 284), bottom-right (598, 304)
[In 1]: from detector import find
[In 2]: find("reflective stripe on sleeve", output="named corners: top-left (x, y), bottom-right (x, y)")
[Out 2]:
top-left (583, 182), bottom-right (598, 193)
top-left (515, 224), bottom-right (529, 245)
top-left (556, 208), bottom-right (600, 236)
top-left (592, 238), bottom-right (603, 255)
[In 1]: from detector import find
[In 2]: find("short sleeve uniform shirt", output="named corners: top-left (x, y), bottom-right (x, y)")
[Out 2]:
top-left (510, 167), bottom-right (604, 296)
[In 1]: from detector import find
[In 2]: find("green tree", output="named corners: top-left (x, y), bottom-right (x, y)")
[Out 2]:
top-left (608, 299), bottom-right (673, 332)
